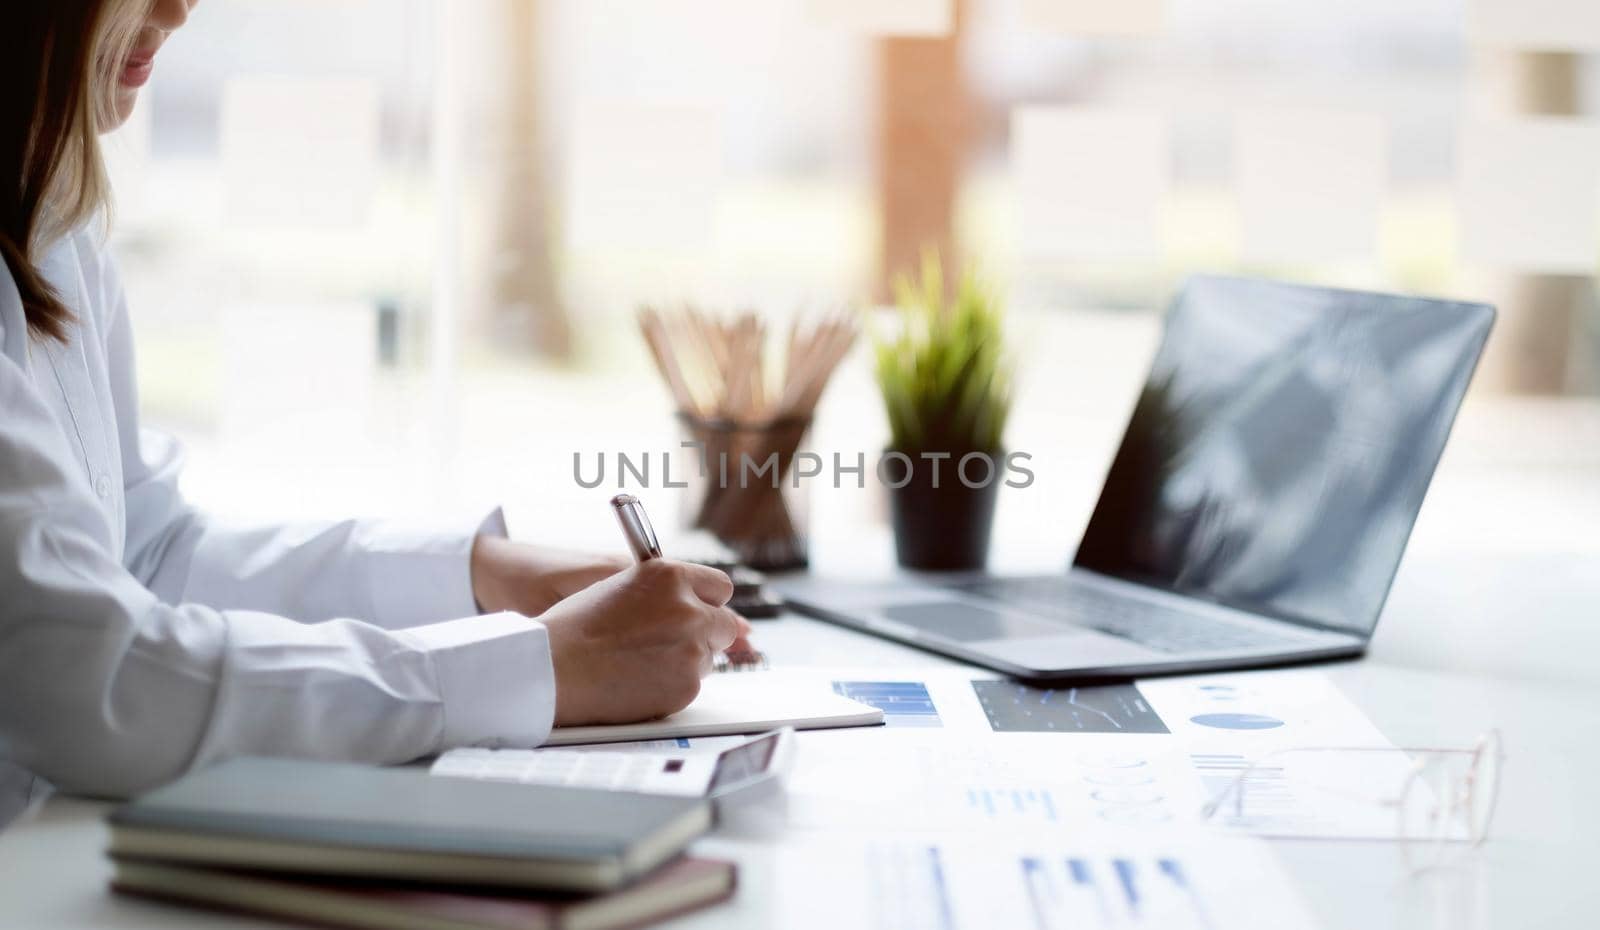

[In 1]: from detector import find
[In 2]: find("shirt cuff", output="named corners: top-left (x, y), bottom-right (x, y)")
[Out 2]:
top-left (403, 612), bottom-right (556, 750)
top-left (367, 507), bottom-right (509, 629)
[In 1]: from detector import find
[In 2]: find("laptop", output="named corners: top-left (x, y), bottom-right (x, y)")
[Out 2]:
top-left (779, 275), bottom-right (1495, 682)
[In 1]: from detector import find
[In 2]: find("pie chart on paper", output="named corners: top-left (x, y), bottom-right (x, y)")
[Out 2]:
top-left (1189, 712), bottom-right (1285, 730)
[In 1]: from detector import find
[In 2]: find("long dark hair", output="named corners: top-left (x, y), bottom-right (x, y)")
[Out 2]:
top-left (0, 0), bottom-right (141, 343)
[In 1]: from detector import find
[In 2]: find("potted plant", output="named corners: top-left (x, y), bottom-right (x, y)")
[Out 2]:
top-left (872, 252), bottom-right (1013, 571)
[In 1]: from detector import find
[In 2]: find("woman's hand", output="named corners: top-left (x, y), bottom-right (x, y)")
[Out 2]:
top-left (538, 560), bottom-right (753, 726)
top-left (470, 537), bottom-right (632, 618)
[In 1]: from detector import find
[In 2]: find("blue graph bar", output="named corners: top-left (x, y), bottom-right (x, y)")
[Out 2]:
top-left (1020, 856), bottom-right (1056, 930)
top-left (1158, 857), bottom-right (1217, 930)
top-left (927, 847), bottom-right (955, 930)
top-left (1113, 858), bottom-right (1141, 915)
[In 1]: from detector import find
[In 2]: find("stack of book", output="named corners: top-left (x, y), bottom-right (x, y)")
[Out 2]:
top-left (106, 758), bottom-right (737, 930)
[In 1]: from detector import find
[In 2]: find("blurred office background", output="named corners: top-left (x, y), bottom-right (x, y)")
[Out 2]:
top-left (103, 0), bottom-right (1600, 566)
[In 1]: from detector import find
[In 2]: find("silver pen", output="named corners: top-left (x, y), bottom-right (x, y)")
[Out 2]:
top-left (610, 494), bottom-right (755, 672)
top-left (610, 494), bottom-right (663, 563)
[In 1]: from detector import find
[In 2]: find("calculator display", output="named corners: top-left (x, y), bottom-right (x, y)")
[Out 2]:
top-left (709, 732), bottom-right (780, 791)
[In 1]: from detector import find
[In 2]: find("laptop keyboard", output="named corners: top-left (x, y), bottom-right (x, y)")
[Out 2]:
top-left (954, 577), bottom-right (1303, 654)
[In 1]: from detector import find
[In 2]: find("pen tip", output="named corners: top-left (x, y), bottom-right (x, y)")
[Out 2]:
top-left (610, 493), bottom-right (638, 508)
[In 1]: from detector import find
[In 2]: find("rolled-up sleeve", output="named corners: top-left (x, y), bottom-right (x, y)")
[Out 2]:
top-left (402, 613), bottom-right (556, 749)
top-left (368, 509), bottom-right (510, 628)
top-left (162, 499), bottom-right (510, 629)
top-left (188, 607), bottom-right (556, 771)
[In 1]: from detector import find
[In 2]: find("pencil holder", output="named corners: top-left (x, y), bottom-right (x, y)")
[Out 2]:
top-left (678, 413), bottom-right (812, 571)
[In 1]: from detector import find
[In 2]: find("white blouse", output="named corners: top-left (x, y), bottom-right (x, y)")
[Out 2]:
top-left (0, 230), bottom-right (555, 818)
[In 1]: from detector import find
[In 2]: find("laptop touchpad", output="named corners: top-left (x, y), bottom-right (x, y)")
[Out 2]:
top-left (881, 602), bottom-right (1062, 643)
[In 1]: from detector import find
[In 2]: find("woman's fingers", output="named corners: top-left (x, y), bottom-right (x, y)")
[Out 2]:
top-left (543, 561), bottom-right (759, 726)
top-left (704, 605), bottom-right (743, 654)
top-left (681, 562), bottom-right (735, 606)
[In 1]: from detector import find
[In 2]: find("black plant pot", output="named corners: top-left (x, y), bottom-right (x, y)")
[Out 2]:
top-left (886, 450), bottom-right (1002, 572)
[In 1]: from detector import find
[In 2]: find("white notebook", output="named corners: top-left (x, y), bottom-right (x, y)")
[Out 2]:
top-left (544, 673), bottom-right (884, 746)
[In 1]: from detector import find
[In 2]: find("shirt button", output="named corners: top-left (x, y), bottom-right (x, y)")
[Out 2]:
top-left (94, 474), bottom-right (112, 499)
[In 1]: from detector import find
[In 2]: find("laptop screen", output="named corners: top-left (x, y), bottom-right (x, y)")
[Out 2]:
top-left (1074, 276), bottom-right (1493, 635)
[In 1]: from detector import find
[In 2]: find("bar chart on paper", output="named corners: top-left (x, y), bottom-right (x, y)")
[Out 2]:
top-left (867, 844), bottom-right (956, 930)
top-left (964, 786), bottom-right (1062, 822)
top-left (780, 836), bottom-right (1316, 930)
top-left (833, 681), bottom-right (943, 727)
top-left (1020, 854), bottom-right (1217, 930)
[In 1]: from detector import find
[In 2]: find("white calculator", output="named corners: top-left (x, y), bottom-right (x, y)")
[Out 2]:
top-left (431, 728), bottom-right (795, 806)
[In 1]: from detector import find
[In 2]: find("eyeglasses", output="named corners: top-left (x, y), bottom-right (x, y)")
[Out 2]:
top-left (1200, 731), bottom-right (1503, 873)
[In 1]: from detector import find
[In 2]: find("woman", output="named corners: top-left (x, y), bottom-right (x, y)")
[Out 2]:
top-left (0, 0), bottom-right (749, 814)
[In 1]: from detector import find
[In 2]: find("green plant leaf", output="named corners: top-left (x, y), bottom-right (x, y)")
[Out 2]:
top-left (871, 250), bottom-right (1013, 454)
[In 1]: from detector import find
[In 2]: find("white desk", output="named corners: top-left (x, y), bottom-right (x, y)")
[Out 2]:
top-left (2, 549), bottom-right (1596, 930)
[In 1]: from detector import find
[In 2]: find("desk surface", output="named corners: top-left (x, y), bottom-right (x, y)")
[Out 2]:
top-left (2, 549), bottom-right (1596, 930)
